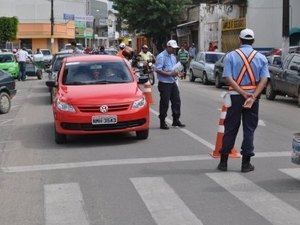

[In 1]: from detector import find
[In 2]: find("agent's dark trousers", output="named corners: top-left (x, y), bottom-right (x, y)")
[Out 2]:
top-left (18, 61), bottom-right (26, 81)
top-left (158, 81), bottom-right (181, 120)
top-left (220, 95), bottom-right (259, 157)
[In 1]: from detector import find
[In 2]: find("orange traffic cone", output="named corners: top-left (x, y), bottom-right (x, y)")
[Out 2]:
top-left (143, 80), bottom-right (155, 105)
top-left (210, 105), bottom-right (240, 158)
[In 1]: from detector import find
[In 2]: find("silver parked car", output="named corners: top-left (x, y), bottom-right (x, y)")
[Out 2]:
top-left (189, 51), bottom-right (225, 85)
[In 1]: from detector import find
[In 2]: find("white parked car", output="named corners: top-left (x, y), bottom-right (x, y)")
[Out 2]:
top-left (189, 51), bottom-right (225, 85)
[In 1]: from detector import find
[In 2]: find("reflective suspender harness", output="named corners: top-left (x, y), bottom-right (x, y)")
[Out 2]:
top-left (229, 49), bottom-right (257, 91)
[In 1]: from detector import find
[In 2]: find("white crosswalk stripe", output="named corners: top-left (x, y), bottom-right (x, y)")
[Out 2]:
top-left (130, 177), bottom-right (204, 225)
top-left (44, 183), bottom-right (90, 225)
top-left (279, 168), bottom-right (300, 180)
top-left (207, 172), bottom-right (300, 225)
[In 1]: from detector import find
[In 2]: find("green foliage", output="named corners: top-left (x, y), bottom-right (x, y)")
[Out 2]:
top-left (0, 17), bottom-right (19, 43)
top-left (112, 0), bottom-right (191, 48)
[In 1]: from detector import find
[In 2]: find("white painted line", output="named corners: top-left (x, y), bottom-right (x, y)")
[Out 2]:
top-left (1, 151), bottom-right (291, 173)
top-left (131, 177), bottom-right (203, 225)
top-left (0, 119), bottom-right (14, 126)
top-left (279, 168), bottom-right (300, 180)
top-left (207, 172), bottom-right (300, 225)
top-left (44, 183), bottom-right (90, 225)
top-left (150, 108), bottom-right (215, 150)
top-left (258, 119), bottom-right (266, 126)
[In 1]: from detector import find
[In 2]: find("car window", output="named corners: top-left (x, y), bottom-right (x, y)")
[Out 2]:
top-left (63, 61), bottom-right (133, 85)
top-left (53, 57), bottom-right (64, 71)
top-left (288, 55), bottom-right (300, 70)
top-left (206, 54), bottom-right (224, 63)
top-left (41, 50), bottom-right (51, 55)
top-left (0, 54), bottom-right (14, 63)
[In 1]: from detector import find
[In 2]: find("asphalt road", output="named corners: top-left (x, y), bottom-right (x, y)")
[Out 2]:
top-left (0, 75), bottom-right (300, 225)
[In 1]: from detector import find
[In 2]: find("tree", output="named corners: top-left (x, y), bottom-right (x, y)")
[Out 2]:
top-left (111, 0), bottom-right (191, 51)
top-left (0, 17), bottom-right (18, 47)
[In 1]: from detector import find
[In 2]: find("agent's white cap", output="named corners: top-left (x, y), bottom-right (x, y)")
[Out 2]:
top-left (239, 28), bottom-right (255, 40)
top-left (167, 40), bottom-right (179, 48)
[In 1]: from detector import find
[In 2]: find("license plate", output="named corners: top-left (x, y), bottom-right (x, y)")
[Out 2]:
top-left (92, 115), bottom-right (117, 125)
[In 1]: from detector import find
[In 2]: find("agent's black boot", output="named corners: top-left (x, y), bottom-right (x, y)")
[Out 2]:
top-left (217, 154), bottom-right (228, 171)
top-left (160, 120), bottom-right (169, 130)
top-left (172, 118), bottom-right (186, 128)
top-left (241, 155), bottom-right (255, 173)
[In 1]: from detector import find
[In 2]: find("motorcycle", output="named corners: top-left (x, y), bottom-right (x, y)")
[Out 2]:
top-left (136, 60), bottom-right (155, 85)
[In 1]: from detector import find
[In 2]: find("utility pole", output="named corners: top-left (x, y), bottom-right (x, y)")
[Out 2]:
top-left (282, 0), bottom-right (289, 60)
top-left (50, 0), bottom-right (54, 53)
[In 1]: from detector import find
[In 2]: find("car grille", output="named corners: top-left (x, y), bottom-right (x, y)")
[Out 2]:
top-left (61, 119), bottom-right (146, 131)
top-left (78, 104), bottom-right (130, 113)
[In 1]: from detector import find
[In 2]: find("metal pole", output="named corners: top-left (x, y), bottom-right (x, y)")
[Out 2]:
top-left (282, 0), bottom-right (289, 60)
top-left (50, 0), bottom-right (54, 53)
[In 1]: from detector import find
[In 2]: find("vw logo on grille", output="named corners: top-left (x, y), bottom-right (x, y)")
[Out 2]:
top-left (100, 105), bottom-right (108, 113)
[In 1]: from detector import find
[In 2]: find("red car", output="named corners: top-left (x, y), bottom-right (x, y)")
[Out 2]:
top-left (46, 55), bottom-right (149, 144)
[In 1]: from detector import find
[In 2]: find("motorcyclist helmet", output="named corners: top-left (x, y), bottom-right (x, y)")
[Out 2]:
top-left (119, 42), bottom-right (126, 49)
top-left (122, 46), bottom-right (133, 59)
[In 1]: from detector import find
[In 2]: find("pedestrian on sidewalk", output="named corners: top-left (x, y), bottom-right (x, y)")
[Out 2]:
top-left (217, 28), bottom-right (269, 172)
top-left (177, 43), bottom-right (189, 79)
top-left (155, 40), bottom-right (185, 130)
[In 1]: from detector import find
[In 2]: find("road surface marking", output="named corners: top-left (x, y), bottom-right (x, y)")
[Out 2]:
top-left (279, 168), bottom-right (300, 180)
top-left (258, 119), bottom-right (266, 126)
top-left (207, 172), bottom-right (300, 225)
top-left (44, 183), bottom-right (90, 225)
top-left (131, 177), bottom-right (203, 225)
top-left (1, 151), bottom-right (291, 173)
top-left (150, 108), bottom-right (215, 149)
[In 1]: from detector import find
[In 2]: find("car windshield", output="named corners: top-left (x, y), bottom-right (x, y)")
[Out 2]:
top-left (0, 54), bottom-right (14, 63)
top-left (63, 61), bottom-right (133, 85)
top-left (65, 44), bottom-right (84, 50)
top-left (205, 53), bottom-right (224, 63)
top-left (41, 50), bottom-right (51, 55)
top-left (53, 57), bottom-right (65, 71)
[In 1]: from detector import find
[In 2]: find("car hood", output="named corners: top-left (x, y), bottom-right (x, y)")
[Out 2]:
top-left (0, 62), bottom-right (17, 69)
top-left (58, 82), bottom-right (144, 104)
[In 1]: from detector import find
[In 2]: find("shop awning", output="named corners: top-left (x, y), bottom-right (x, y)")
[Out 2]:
top-left (177, 20), bottom-right (199, 28)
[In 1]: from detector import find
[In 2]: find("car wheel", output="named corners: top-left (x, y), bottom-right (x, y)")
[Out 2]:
top-left (189, 70), bottom-right (195, 82)
top-left (55, 128), bottom-right (67, 144)
top-left (0, 92), bottom-right (11, 114)
top-left (265, 81), bottom-right (276, 100)
top-left (136, 129), bottom-right (149, 140)
top-left (36, 69), bottom-right (43, 80)
top-left (202, 72), bottom-right (209, 85)
top-left (215, 74), bottom-right (222, 88)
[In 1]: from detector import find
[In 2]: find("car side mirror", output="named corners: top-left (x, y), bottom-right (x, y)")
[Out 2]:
top-left (290, 65), bottom-right (300, 72)
top-left (45, 80), bottom-right (57, 88)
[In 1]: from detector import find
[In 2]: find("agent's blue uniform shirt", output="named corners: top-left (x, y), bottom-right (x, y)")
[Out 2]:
top-left (155, 50), bottom-right (177, 83)
top-left (223, 44), bottom-right (270, 92)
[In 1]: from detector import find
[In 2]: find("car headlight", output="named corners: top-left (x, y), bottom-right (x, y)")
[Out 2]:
top-left (56, 99), bottom-right (76, 112)
top-left (133, 97), bottom-right (146, 109)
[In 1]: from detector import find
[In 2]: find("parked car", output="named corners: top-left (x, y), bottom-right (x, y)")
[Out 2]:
top-left (46, 52), bottom-right (72, 103)
top-left (46, 54), bottom-right (150, 144)
top-left (62, 43), bottom-right (84, 52)
top-left (189, 51), bottom-right (225, 84)
top-left (0, 69), bottom-right (17, 114)
top-left (0, 52), bottom-right (20, 78)
top-left (105, 48), bottom-right (118, 55)
top-left (213, 54), bottom-right (228, 88)
top-left (266, 54), bottom-right (282, 66)
top-left (40, 49), bottom-right (53, 68)
top-left (266, 53), bottom-right (300, 107)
